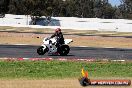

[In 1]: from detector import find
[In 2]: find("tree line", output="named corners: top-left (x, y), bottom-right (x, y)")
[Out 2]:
top-left (0, 0), bottom-right (132, 19)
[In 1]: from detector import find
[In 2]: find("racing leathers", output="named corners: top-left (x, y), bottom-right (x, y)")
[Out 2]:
top-left (50, 32), bottom-right (64, 48)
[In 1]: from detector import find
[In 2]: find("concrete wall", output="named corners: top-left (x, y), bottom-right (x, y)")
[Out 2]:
top-left (0, 14), bottom-right (132, 32)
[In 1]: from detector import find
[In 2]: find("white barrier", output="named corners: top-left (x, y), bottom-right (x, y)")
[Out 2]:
top-left (0, 14), bottom-right (132, 32)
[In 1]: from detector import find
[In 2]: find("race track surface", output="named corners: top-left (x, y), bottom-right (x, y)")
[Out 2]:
top-left (0, 45), bottom-right (132, 59)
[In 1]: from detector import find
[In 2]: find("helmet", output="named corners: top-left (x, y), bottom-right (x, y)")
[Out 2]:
top-left (55, 28), bottom-right (61, 32)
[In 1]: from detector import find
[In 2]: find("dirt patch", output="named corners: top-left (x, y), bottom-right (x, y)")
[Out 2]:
top-left (0, 78), bottom-right (131, 88)
top-left (0, 32), bottom-right (132, 48)
top-left (0, 79), bottom-right (81, 88)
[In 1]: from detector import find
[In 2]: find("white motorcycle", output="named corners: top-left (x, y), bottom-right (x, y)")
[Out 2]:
top-left (37, 37), bottom-right (73, 56)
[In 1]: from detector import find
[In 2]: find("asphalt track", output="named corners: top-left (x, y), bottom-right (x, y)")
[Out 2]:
top-left (0, 45), bottom-right (132, 59)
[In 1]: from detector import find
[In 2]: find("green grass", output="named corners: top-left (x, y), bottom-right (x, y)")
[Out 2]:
top-left (0, 60), bottom-right (132, 79)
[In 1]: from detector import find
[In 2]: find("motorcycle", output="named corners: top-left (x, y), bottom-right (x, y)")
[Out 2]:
top-left (37, 37), bottom-right (73, 56)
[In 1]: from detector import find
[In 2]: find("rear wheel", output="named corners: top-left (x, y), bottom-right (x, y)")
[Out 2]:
top-left (37, 46), bottom-right (48, 55)
top-left (57, 45), bottom-right (70, 56)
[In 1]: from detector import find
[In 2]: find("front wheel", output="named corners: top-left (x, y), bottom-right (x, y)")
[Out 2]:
top-left (57, 45), bottom-right (70, 56)
top-left (37, 46), bottom-right (48, 55)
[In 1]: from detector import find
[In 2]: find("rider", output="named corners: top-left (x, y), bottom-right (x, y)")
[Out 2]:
top-left (50, 28), bottom-right (64, 48)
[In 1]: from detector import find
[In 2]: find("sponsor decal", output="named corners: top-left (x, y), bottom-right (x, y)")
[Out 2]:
top-left (79, 68), bottom-right (131, 86)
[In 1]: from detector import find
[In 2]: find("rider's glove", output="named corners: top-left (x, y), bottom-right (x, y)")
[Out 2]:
top-left (45, 37), bottom-right (50, 41)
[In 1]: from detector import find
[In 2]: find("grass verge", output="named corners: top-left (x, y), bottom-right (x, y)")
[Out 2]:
top-left (0, 26), bottom-right (132, 36)
top-left (0, 60), bottom-right (132, 79)
top-left (0, 26), bottom-right (132, 48)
